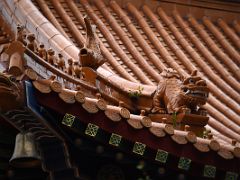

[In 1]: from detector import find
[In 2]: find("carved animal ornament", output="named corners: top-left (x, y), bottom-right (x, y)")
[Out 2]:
top-left (79, 16), bottom-right (106, 70)
top-left (151, 69), bottom-right (209, 114)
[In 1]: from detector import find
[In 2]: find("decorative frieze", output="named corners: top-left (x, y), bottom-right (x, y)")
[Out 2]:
top-left (59, 113), bottom-right (238, 178)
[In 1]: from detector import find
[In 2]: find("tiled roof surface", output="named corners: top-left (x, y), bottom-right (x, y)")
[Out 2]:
top-left (31, 0), bottom-right (240, 144)
top-left (0, 0), bottom-right (239, 159)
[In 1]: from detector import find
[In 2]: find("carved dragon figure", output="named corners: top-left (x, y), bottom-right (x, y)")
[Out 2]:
top-left (151, 68), bottom-right (209, 114)
top-left (79, 16), bottom-right (106, 70)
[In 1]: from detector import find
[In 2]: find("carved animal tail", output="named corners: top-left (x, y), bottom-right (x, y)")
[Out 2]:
top-left (83, 16), bottom-right (100, 53)
top-left (151, 79), bottom-right (167, 113)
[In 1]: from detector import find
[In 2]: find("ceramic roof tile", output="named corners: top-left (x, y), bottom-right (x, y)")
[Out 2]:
top-left (1, 0), bottom-right (240, 161)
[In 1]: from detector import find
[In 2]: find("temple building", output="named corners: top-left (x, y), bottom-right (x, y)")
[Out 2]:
top-left (0, 0), bottom-right (239, 179)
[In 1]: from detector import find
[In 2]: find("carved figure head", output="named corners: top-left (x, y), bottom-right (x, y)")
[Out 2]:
top-left (47, 49), bottom-right (55, 56)
top-left (0, 73), bottom-right (23, 112)
top-left (27, 33), bottom-right (35, 42)
top-left (16, 24), bottom-right (26, 43)
top-left (68, 58), bottom-right (73, 65)
top-left (39, 44), bottom-right (44, 49)
top-left (17, 24), bottom-right (24, 33)
top-left (58, 53), bottom-right (63, 58)
top-left (180, 70), bottom-right (209, 106)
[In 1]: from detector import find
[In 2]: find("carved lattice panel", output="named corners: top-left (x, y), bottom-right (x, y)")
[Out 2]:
top-left (178, 157), bottom-right (191, 170)
top-left (62, 113), bottom-right (75, 127)
top-left (132, 142), bottom-right (146, 155)
top-left (155, 149), bottom-right (168, 163)
top-left (109, 133), bottom-right (122, 147)
top-left (203, 165), bottom-right (216, 178)
top-left (85, 123), bottom-right (99, 137)
top-left (225, 171), bottom-right (238, 180)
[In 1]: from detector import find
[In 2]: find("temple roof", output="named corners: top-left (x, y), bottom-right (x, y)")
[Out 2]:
top-left (28, 0), bottom-right (240, 145)
top-left (0, 0), bottom-right (239, 177)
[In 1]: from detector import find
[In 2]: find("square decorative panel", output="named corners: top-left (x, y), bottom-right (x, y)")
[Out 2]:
top-left (62, 113), bottom-right (75, 127)
top-left (203, 165), bottom-right (216, 178)
top-left (178, 157), bottom-right (191, 170)
top-left (85, 123), bottom-right (99, 137)
top-left (133, 142), bottom-right (146, 155)
top-left (225, 172), bottom-right (239, 180)
top-left (109, 133), bottom-right (122, 147)
top-left (155, 149), bottom-right (168, 163)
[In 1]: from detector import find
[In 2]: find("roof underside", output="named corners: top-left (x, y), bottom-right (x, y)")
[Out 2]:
top-left (30, 0), bottom-right (240, 145)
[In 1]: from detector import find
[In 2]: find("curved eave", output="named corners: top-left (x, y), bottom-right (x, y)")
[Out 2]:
top-left (32, 84), bottom-right (240, 174)
top-left (30, 76), bottom-right (239, 171)
top-left (1, 0), bottom-right (239, 173)
top-left (1, 0), bottom-right (240, 174)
